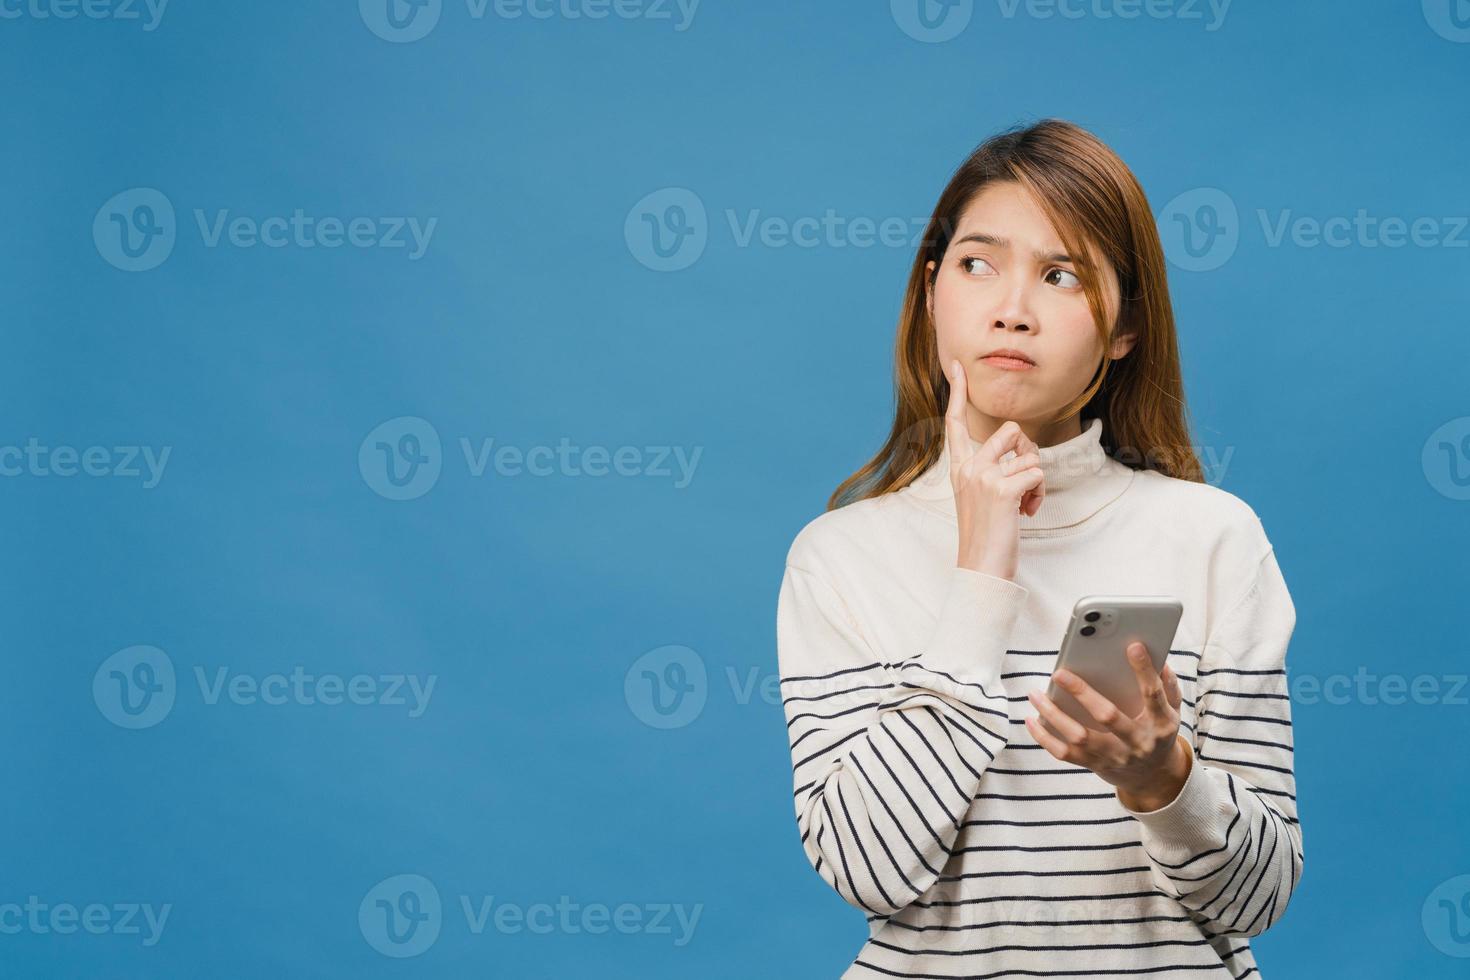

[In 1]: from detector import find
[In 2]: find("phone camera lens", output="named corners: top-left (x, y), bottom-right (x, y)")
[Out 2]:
top-left (1080, 625), bottom-right (1095, 636)
top-left (1084, 611), bottom-right (1101, 623)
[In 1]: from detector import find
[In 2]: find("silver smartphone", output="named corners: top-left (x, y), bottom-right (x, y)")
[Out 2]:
top-left (1042, 595), bottom-right (1183, 734)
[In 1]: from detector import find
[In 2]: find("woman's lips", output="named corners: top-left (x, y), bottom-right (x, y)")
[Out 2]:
top-left (980, 355), bottom-right (1035, 371)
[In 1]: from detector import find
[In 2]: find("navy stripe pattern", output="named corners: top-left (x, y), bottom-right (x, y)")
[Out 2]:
top-left (1124, 548), bottom-right (1303, 948)
top-left (777, 551), bottom-right (1301, 979)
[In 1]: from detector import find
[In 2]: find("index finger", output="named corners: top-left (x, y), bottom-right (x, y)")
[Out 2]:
top-left (1125, 642), bottom-right (1171, 721)
top-left (1052, 668), bottom-right (1138, 742)
top-left (944, 360), bottom-right (975, 468)
top-left (997, 425), bottom-right (1040, 468)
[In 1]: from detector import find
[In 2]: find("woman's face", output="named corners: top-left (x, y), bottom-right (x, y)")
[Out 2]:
top-left (925, 181), bottom-right (1134, 440)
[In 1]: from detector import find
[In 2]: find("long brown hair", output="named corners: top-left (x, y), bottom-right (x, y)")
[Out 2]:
top-left (828, 118), bottom-right (1203, 511)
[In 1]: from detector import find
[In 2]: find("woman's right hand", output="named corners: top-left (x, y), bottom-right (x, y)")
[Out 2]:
top-left (944, 359), bottom-right (1046, 581)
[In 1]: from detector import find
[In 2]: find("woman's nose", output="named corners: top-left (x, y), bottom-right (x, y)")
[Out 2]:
top-left (991, 279), bottom-right (1035, 332)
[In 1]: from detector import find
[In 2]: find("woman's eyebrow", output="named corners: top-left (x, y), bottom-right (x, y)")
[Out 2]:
top-left (952, 231), bottom-right (1072, 264)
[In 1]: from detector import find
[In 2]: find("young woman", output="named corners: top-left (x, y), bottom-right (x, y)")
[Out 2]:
top-left (776, 119), bottom-right (1301, 978)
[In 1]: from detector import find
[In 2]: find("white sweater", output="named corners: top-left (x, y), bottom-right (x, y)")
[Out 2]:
top-left (777, 416), bottom-right (1301, 979)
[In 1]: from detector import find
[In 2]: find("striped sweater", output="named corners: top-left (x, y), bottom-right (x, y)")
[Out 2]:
top-left (776, 416), bottom-right (1302, 978)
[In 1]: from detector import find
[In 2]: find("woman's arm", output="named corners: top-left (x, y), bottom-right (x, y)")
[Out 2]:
top-left (777, 559), bottom-right (1024, 918)
top-left (1120, 544), bottom-right (1303, 939)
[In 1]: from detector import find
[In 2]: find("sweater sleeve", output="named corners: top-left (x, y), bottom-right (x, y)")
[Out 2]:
top-left (1118, 544), bottom-right (1304, 939)
top-left (777, 562), bottom-right (1026, 918)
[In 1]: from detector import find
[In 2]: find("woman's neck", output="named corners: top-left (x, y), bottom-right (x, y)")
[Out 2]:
top-left (965, 408), bottom-right (1084, 450)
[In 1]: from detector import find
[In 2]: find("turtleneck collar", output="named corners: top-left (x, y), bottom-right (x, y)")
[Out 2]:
top-left (901, 416), bottom-right (1136, 532)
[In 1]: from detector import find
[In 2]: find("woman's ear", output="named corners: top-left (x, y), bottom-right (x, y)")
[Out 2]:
top-left (1106, 327), bottom-right (1139, 361)
top-left (924, 259), bottom-right (937, 320)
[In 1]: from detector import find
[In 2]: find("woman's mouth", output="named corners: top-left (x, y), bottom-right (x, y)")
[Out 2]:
top-left (980, 355), bottom-right (1036, 371)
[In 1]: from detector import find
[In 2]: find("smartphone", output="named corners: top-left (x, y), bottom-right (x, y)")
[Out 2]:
top-left (1042, 595), bottom-right (1183, 734)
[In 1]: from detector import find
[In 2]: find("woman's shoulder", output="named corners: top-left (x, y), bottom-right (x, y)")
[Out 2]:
top-left (782, 491), bottom-right (903, 578)
top-left (1131, 464), bottom-right (1263, 519)
top-left (1129, 466), bottom-right (1277, 560)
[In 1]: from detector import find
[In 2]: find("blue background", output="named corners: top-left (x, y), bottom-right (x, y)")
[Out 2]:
top-left (3, 1), bottom-right (1468, 976)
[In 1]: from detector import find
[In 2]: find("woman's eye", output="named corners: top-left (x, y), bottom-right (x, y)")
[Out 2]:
top-left (960, 256), bottom-right (994, 276)
top-left (1047, 267), bottom-right (1081, 288)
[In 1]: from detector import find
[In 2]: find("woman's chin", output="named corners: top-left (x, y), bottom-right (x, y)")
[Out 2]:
top-left (975, 398), bottom-right (1032, 422)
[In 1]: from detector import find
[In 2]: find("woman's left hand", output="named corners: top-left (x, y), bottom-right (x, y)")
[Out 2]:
top-left (1024, 642), bottom-right (1192, 812)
